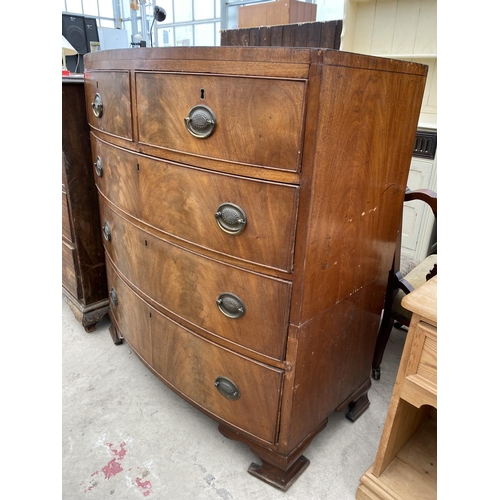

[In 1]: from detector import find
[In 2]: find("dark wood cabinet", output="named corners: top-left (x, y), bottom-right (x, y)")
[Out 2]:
top-left (62, 76), bottom-right (108, 332)
top-left (83, 47), bottom-right (427, 490)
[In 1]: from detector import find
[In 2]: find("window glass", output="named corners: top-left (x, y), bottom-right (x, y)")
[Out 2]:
top-left (82, 0), bottom-right (99, 16)
top-left (173, 0), bottom-right (192, 22)
top-left (65, 0), bottom-right (83, 14)
top-left (98, 0), bottom-right (114, 18)
top-left (194, 0), bottom-right (214, 20)
top-left (194, 23), bottom-right (214, 46)
top-left (227, 5), bottom-right (239, 30)
top-left (122, 20), bottom-right (133, 45)
top-left (175, 25), bottom-right (193, 46)
top-left (157, 27), bottom-right (174, 47)
top-left (121, 2), bottom-right (131, 18)
top-left (216, 0), bottom-right (220, 19)
top-left (161, 0), bottom-right (174, 22)
top-left (100, 19), bottom-right (115, 28)
top-left (215, 21), bottom-right (221, 46)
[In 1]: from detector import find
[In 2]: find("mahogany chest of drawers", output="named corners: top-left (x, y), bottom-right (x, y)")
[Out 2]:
top-left (62, 76), bottom-right (108, 332)
top-left (83, 47), bottom-right (427, 490)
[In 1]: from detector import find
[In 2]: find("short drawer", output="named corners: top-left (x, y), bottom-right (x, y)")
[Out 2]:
top-left (415, 322), bottom-right (437, 385)
top-left (107, 265), bottom-right (283, 444)
top-left (101, 201), bottom-right (291, 361)
top-left (85, 71), bottom-right (133, 140)
top-left (93, 136), bottom-right (299, 272)
top-left (136, 72), bottom-right (306, 172)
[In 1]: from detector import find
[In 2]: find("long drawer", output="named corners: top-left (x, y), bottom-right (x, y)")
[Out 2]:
top-left (135, 72), bottom-right (306, 172)
top-left (101, 200), bottom-right (292, 361)
top-left (107, 264), bottom-right (284, 444)
top-left (93, 135), bottom-right (299, 272)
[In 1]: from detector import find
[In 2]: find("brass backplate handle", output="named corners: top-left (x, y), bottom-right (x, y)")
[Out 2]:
top-left (102, 222), bottom-right (111, 241)
top-left (216, 293), bottom-right (245, 319)
top-left (184, 104), bottom-right (216, 138)
top-left (109, 287), bottom-right (118, 306)
top-left (214, 203), bottom-right (247, 235)
top-left (94, 156), bottom-right (103, 177)
top-left (214, 376), bottom-right (241, 401)
top-left (91, 93), bottom-right (103, 118)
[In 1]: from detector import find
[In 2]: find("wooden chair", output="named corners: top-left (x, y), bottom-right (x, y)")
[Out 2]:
top-left (371, 187), bottom-right (437, 380)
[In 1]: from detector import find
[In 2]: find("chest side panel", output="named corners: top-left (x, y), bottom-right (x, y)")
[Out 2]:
top-left (296, 63), bottom-right (427, 322)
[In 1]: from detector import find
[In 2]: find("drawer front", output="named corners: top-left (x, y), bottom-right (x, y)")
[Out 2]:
top-left (92, 136), bottom-right (141, 219)
top-left (107, 265), bottom-right (153, 366)
top-left (101, 201), bottom-right (291, 360)
top-left (62, 191), bottom-right (72, 242)
top-left (136, 72), bottom-right (306, 172)
top-left (107, 265), bottom-right (283, 444)
top-left (85, 71), bottom-right (133, 140)
top-left (416, 322), bottom-right (437, 385)
top-left (62, 240), bottom-right (78, 297)
top-left (93, 136), bottom-right (299, 272)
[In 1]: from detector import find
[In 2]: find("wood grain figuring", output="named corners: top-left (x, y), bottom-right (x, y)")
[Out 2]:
top-left (282, 277), bottom-right (386, 450)
top-left (101, 201), bottom-right (292, 361)
top-left (107, 262), bottom-right (153, 365)
top-left (85, 71), bottom-right (133, 140)
top-left (135, 72), bottom-right (306, 172)
top-left (416, 333), bottom-right (437, 385)
top-left (295, 64), bottom-right (426, 322)
top-left (93, 135), bottom-right (300, 271)
top-left (84, 47), bottom-right (427, 489)
top-left (107, 263), bottom-right (284, 444)
top-left (238, 0), bottom-right (317, 29)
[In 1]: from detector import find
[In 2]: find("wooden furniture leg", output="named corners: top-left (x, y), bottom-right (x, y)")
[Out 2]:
top-left (344, 378), bottom-right (371, 422)
top-left (218, 420), bottom-right (327, 491)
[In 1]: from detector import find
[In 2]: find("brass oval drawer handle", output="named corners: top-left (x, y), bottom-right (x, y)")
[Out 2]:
top-left (214, 203), bottom-right (247, 235)
top-left (109, 287), bottom-right (118, 306)
top-left (102, 222), bottom-right (111, 241)
top-left (184, 104), bottom-right (216, 138)
top-left (216, 293), bottom-right (245, 319)
top-left (94, 156), bottom-right (103, 177)
top-left (214, 376), bottom-right (241, 401)
top-left (91, 93), bottom-right (103, 118)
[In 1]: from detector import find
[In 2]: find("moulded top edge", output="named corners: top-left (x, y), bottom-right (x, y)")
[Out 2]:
top-left (83, 47), bottom-right (428, 76)
top-left (321, 49), bottom-right (428, 76)
top-left (84, 46), bottom-right (315, 65)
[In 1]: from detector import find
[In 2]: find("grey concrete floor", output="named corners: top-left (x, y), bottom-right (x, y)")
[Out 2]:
top-left (62, 295), bottom-right (405, 500)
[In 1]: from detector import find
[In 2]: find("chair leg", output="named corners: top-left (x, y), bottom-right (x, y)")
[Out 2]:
top-left (394, 322), bottom-right (408, 331)
top-left (372, 310), bottom-right (394, 381)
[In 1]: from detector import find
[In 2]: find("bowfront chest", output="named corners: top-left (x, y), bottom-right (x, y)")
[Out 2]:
top-left (84, 47), bottom-right (427, 490)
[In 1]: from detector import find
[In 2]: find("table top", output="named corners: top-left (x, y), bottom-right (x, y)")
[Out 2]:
top-left (401, 275), bottom-right (437, 325)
